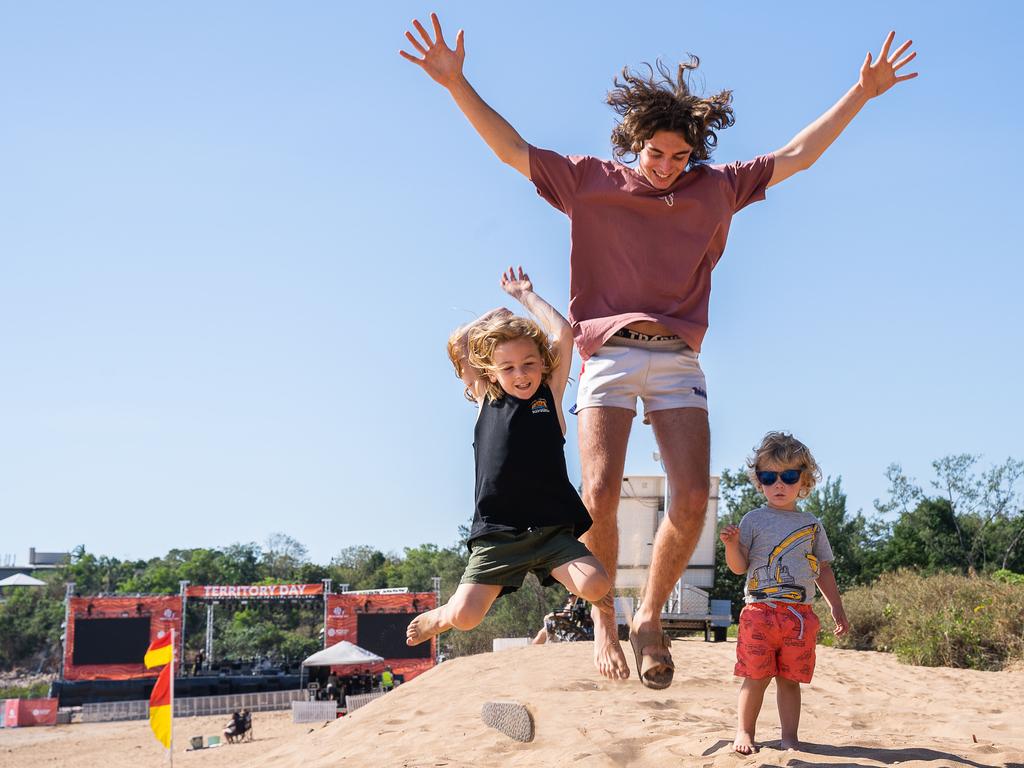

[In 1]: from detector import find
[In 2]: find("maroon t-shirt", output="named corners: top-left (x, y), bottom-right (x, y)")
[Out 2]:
top-left (529, 146), bottom-right (774, 358)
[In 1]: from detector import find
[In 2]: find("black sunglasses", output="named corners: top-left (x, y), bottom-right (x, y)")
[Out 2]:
top-left (756, 469), bottom-right (802, 486)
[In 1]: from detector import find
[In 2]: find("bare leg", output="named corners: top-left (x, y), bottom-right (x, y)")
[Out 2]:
top-left (406, 583), bottom-right (503, 645)
top-left (550, 556), bottom-right (611, 603)
top-left (578, 405), bottom-right (634, 680)
top-left (776, 676), bottom-right (802, 749)
top-left (631, 408), bottom-right (710, 663)
top-left (734, 676), bottom-right (772, 754)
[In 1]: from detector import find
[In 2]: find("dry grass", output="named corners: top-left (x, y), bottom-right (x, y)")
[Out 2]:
top-left (816, 570), bottom-right (1024, 670)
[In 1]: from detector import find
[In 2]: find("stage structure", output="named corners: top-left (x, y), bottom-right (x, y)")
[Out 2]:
top-left (182, 579), bottom-right (330, 670)
top-left (59, 581), bottom-right (439, 697)
top-left (324, 588), bottom-right (438, 682)
top-left (62, 593), bottom-right (183, 681)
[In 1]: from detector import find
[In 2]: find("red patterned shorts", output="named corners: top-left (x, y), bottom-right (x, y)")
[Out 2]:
top-left (734, 602), bottom-right (820, 683)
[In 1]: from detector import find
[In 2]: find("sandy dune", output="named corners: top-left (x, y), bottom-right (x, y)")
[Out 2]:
top-left (3, 639), bottom-right (1022, 767)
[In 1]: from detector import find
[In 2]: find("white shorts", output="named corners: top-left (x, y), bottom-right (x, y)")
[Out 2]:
top-left (575, 336), bottom-right (708, 419)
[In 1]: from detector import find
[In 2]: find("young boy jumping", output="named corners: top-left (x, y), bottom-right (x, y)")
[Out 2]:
top-left (719, 432), bottom-right (850, 753)
top-left (406, 268), bottom-right (611, 648)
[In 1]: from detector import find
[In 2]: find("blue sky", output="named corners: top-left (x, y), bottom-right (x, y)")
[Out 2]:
top-left (1, 2), bottom-right (1021, 567)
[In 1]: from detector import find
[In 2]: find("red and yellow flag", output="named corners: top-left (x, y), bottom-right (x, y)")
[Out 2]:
top-left (149, 664), bottom-right (172, 748)
top-left (144, 633), bottom-right (173, 669)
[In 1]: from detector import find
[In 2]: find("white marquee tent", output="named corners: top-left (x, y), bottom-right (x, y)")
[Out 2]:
top-left (301, 641), bottom-right (384, 668)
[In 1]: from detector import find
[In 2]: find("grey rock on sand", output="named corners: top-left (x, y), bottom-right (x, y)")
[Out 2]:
top-left (481, 701), bottom-right (534, 742)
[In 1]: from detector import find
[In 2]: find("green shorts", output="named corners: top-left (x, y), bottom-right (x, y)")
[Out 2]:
top-left (462, 526), bottom-right (595, 596)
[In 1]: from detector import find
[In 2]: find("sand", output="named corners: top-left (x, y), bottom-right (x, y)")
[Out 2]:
top-left (3, 639), bottom-right (1022, 767)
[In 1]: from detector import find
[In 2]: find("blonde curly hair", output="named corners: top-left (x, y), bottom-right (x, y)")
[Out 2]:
top-left (747, 431), bottom-right (822, 499)
top-left (467, 315), bottom-right (558, 402)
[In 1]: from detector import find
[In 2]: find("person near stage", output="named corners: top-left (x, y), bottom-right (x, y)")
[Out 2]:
top-left (719, 432), bottom-right (849, 753)
top-left (325, 671), bottom-right (339, 702)
top-left (400, 12), bottom-right (915, 688)
top-left (405, 267), bottom-right (611, 648)
top-left (381, 666), bottom-right (394, 692)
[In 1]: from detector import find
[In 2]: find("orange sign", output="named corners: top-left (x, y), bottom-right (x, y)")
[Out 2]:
top-left (185, 583), bottom-right (324, 599)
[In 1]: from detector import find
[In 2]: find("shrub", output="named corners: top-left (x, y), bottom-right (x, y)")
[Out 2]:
top-left (819, 570), bottom-right (1024, 670)
top-left (0, 682), bottom-right (51, 699)
top-left (992, 569), bottom-right (1024, 585)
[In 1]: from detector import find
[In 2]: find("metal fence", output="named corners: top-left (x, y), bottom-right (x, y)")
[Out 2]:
top-left (82, 689), bottom-right (306, 723)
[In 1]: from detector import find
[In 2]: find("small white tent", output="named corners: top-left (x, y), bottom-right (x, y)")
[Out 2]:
top-left (0, 573), bottom-right (46, 588)
top-left (301, 641), bottom-right (384, 667)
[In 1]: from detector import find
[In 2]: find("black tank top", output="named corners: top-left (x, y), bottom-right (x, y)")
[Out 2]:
top-left (469, 383), bottom-right (592, 545)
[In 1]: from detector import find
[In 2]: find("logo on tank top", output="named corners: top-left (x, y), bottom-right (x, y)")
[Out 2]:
top-left (661, 193), bottom-right (674, 207)
top-left (530, 397), bottom-right (551, 414)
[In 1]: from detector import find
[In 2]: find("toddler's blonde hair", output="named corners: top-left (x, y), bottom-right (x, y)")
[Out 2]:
top-left (468, 315), bottom-right (558, 402)
top-left (746, 431), bottom-right (822, 499)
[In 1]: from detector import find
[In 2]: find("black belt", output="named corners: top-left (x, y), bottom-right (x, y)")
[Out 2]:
top-left (613, 327), bottom-right (680, 342)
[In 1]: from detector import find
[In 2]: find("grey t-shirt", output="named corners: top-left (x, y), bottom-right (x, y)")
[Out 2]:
top-left (738, 506), bottom-right (834, 605)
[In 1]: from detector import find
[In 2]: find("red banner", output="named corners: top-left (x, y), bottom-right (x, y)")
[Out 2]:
top-left (4, 699), bottom-right (58, 727)
top-left (185, 583), bottom-right (324, 599)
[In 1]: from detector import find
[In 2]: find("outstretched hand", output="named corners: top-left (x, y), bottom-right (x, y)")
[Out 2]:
top-left (719, 524), bottom-right (741, 545)
top-left (859, 31), bottom-right (917, 98)
top-left (500, 266), bottom-right (533, 301)
top-left (399, 12), bottom-right (465, 88)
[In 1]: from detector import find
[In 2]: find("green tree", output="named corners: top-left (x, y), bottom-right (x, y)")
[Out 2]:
top-left (874, 457), bottom-right (1023, 574)
top-left (876, 497), bottom-right (965, 573)
top-left (328, 546), bottom-right (391, 590)
top-left (803, 477), bottom-right (872, 588)
top-left (990, 515), bottom-right (1024, 573)
top-left (219, 543), bottom-right (263, 583)
top-left (0, 588), bottom-right (64, 669)
top-left (383, 544), bottom-right (467, 592)
top-left (262, 533), bottom-right (309, 581)
top-left (60, 546), bottom-right (141, 595)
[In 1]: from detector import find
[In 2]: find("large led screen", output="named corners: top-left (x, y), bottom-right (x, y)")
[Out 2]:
top-left (356, 613), bottom-right (431, 659)
top-left (72, 618), bottom-right (152, 666)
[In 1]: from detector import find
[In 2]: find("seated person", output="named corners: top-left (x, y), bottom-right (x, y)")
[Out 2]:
top-left (223, 710), bottom-right (243, 743)
top-left (239, 709), bottom-right (252, 740)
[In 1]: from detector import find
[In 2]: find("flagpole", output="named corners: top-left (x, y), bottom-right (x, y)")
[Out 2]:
top-left (169, 628), bottom-right (175, 767)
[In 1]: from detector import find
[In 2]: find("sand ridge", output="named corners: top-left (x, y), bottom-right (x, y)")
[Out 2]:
top-left (2, 640), bottom-right (1022, 767)
top-left (248, 639), bottom-right (1024, 767)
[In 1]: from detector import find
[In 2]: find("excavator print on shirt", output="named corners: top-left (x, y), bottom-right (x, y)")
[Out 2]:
top-left (747, 523), bottom-right (820, 602)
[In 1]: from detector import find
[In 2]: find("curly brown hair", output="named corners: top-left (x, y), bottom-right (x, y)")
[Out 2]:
top-left (607, 57), bottom-right (735, 165)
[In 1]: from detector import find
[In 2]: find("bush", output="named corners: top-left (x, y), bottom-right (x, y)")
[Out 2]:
top-left (0, 682), bottom-right (51, 699)
top-left (822, 570), bottom-right (1024, 670)
top-left (992, 569), bottom-right (1024, 585)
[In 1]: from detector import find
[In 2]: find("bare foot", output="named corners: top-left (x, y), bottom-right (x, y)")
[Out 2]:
top-left (406, 607), bottom-right (450, 646)
top-left (780, 738), bottom-right (799, 751)
top-left (591, 605), bottom-right (630, 679)
top-left (733, 731), bottom-right (758, 755)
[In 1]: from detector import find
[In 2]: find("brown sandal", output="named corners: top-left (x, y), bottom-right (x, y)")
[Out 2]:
top-left (628, 627), bottom-right (674, 689)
